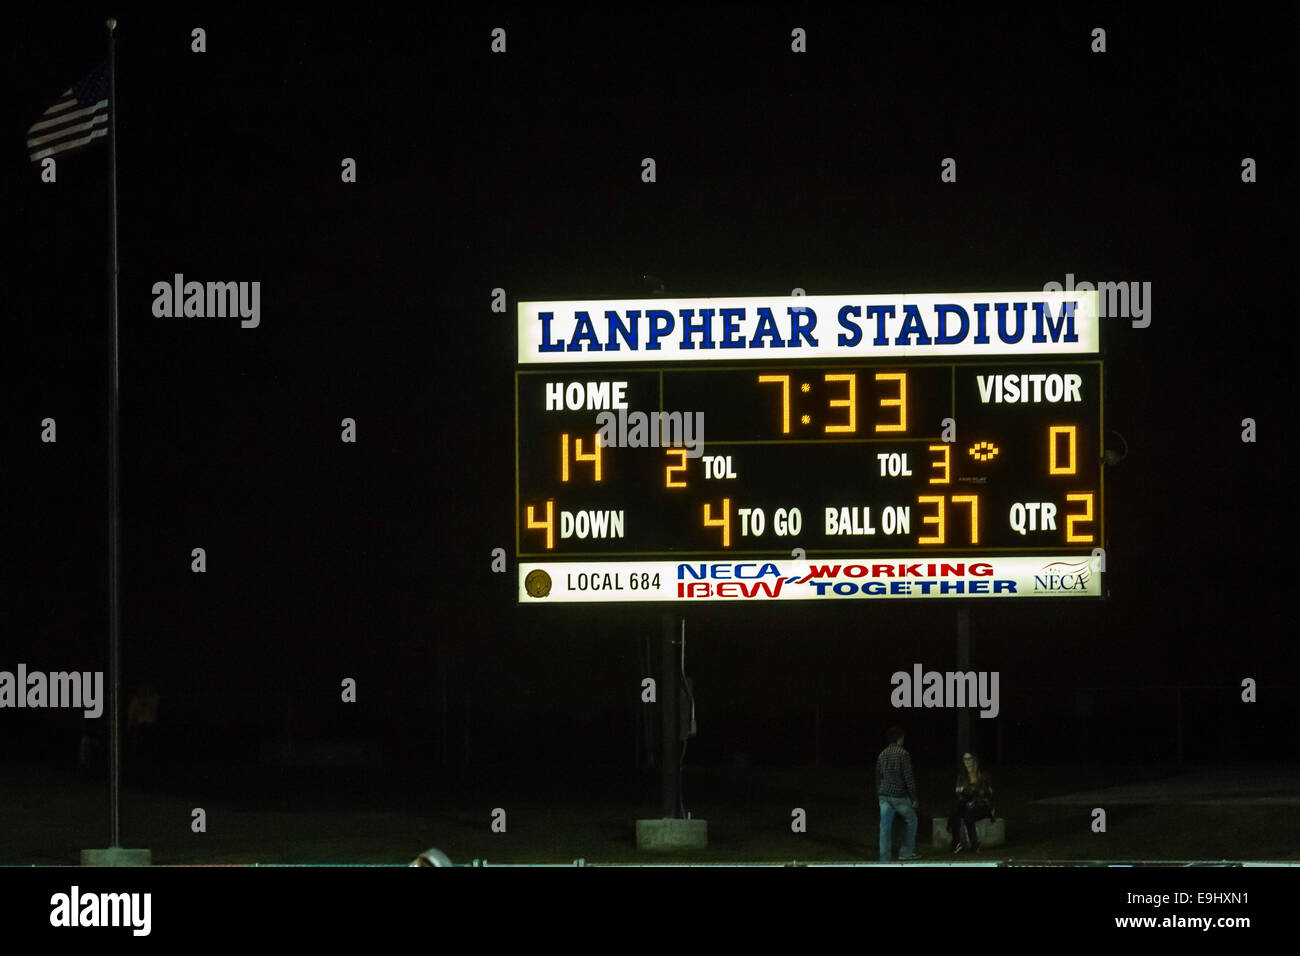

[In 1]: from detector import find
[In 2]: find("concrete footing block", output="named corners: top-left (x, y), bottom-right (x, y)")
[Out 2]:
top-left (81, 847), bottom-right (152, 866)
top-left (932, 816), bottom-right (1005, 849)
top-left (636, 818), bottom-right (708, 850)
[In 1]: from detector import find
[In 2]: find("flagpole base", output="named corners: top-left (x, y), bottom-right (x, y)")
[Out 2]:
top-left (635, 818), bottom-right (708, 850)
top-left (81, 847), bottom-right (152, 866)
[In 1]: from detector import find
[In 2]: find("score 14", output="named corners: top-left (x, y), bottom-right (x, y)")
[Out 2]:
top-left (560, 433), bottom-right (602, 482)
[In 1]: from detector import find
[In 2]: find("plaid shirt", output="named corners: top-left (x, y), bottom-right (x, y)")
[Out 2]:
top-left (876, 743), bottom-right (917, 801)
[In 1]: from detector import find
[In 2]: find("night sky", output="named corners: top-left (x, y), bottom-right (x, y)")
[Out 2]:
top-left (5, 4), bottom-right (1296, 785)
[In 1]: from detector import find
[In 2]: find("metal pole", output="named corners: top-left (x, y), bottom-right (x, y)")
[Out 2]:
top-left (106, 16), bottom-right (122, 850)
top-left (956, 607), bottom-right (970, 761)
top-left (463, 694), bottom-right (471, 767)
top-left (814, 703), bottom-right (822, 766)
top-left (633, 635), bottom-right (641, 770)
top-left (439, 651), bottom-right (449, 769)
top-left (1176, 687), bottom-right (1184, 768)
top-left (660, 611), bottom-right (680, 818)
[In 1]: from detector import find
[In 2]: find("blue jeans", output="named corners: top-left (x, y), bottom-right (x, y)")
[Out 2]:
top-left (879, 795), bottom-right (918, 861)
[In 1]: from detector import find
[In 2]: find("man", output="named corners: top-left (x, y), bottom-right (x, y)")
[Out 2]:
top-left (876, 726), bottom-right (921, 862)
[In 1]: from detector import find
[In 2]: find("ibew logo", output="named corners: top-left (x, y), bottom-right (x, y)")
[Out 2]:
top-left (675, 561), bottom-right (801, 599)
top-left (1033, 560), bottom-right (1091, 592)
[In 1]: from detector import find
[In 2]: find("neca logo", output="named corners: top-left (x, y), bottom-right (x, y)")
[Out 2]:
top-left (1033, 561), bottom-right (1091, 592)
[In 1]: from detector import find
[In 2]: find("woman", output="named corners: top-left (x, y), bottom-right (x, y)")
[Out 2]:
top-left (949, 752), bottom-right (995, 853)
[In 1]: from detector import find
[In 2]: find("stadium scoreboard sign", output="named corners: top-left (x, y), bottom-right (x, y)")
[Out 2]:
top-left (515, 292), bottom-right (1105, 603)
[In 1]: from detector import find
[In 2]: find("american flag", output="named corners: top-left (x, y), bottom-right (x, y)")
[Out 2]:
top-left (26, 63), bottom-right (109, 163)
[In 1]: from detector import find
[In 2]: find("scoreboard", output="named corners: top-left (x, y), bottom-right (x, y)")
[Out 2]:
top-left (515, 292), bottom-right (1105, 603)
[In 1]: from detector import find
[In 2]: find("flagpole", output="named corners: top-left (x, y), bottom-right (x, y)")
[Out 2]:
top-left (82, 19), bottom-right (147, 865)
top-left (106, 15), bottom-right (122, 850)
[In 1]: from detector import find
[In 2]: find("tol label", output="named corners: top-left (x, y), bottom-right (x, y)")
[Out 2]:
top-left (877, 453), bottom-right (912, 477)
top-left (702, 455), bottom-right (737, 479)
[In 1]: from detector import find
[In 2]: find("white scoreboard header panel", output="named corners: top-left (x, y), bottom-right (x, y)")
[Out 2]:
top-left (519, 291), bottom-right (1100, 364)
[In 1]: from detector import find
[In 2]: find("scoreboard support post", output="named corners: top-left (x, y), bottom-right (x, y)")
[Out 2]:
top-left (660, 611), bottom-right (681, 819)
top-left (637, 614), bottom-right (707, 849)
top-left (957, 607), bottom-right (971, 761)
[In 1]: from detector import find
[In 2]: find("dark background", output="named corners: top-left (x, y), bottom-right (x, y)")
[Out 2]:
top-left (3, 4), bottom-right (1295, 826)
